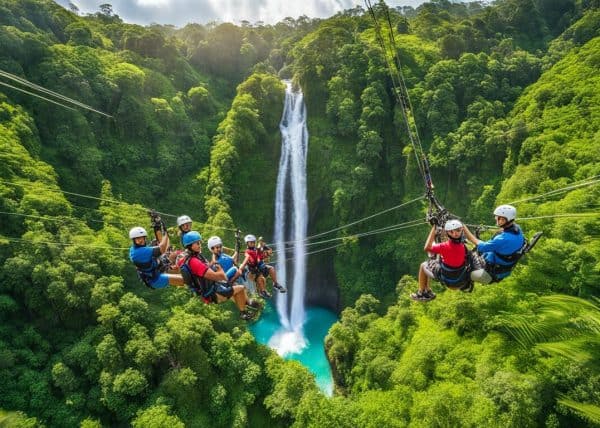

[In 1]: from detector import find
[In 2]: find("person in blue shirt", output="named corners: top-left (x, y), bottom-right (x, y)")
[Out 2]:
top-left (463, 204), bottom-right (525, 283)
top-left (207, 235), bottom-right (243, 284)
top-left (129, 226), bottom-right (184, 289)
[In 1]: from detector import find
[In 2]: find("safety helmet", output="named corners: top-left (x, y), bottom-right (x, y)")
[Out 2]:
top-left (444, 219), bottom-right (463, 231)
top-left (244, 234), bottom-right (256, 243)
top-left (177, 215), bottom-right (193, 227)
top-left (493, 205), bottom-right (517, 221)
top-left (129, 227), bottom-right (148, 239)
top-left (182, 231), bottom-right (202, 247)
top-left (207, 236), bottom-right (222, 250)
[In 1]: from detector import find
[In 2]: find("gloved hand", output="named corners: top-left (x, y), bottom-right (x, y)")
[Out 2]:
top-left (427, 215), bottom-right (438, 226)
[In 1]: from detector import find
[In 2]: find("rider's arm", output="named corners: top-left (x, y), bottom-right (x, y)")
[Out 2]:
top-left (204, 265), bottom-right (227, 282)
top-left (424, 225), bottom-right (437, 252)
top-left (158, 232), bottom-right (170, 254)
top-left (462, 225), bottom-right (481, 246)
top-left (238, 254), bottom-right (249, 271)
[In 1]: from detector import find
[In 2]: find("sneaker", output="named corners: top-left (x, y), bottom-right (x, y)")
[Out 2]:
top-left (410, 290), bottom-right (436, 302)
top-left (246, 299), bottom-right (261, 311)
top-left (259, 289), bottom-right (272, 299)
top-left (423, 289), bottom-right (436, 300)
top-left (240, 310), bottom-right (256, 321)
top-left (273, 282), bottom-right (286, 293)
top-left (459, 281), bottom-right (474, 293)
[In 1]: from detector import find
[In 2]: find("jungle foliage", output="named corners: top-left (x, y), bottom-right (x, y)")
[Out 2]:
top-left (0, 0), bottom-right (599, 426)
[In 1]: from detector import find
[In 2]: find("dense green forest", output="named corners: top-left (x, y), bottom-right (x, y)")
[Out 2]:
top-left (0, 0), bottom-right (599, 426)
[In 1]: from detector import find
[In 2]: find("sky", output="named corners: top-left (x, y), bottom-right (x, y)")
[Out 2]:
top-left (54, 0), bottom-right (428, 27)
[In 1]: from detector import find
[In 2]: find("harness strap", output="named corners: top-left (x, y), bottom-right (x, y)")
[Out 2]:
top-left (180, 253), bottom-right (217, 300)
top-left (438, 245), bottom-right (470, 286)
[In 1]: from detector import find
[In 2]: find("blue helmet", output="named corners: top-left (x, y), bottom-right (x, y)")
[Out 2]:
top-left (183, 231), bottom-right (202, 247)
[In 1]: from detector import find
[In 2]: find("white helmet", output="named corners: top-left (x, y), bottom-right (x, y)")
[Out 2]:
top-left (493, 205), bottom-right (516, 221)
top-left (129, 227), bottom-right (148, 239)
top-left (207, 236), bottom-right (222, 250)
top-left (177, 215), bottom-right (192, 227)
top-left (244, 234), bottom-right (256, 243)
top-left (444, 219), bottom-right (463, 231)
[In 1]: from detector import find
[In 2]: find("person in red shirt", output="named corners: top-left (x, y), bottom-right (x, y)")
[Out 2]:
top-left (178, 231), bottom-right (260, 320)
top-left (410, 219), bottom-right (471, 302)
top-left (238, 234), bottom-right (285, 299)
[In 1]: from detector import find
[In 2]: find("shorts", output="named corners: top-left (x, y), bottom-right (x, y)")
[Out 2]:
top-left (149, 274), bottom-right (170, 289)
top-left (250, 262), bottom-right (271, 277)
top-left (215, 282), bottom-right (234, 298)
top-left (470, 254), bottom-right (492, 284)
top-left (421, 259), bottom-right (440, 280)
top-left (225, 266), bottom-right (238, 281)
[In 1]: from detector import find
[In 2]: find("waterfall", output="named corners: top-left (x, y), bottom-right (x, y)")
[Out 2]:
top-left (270, 81), bottom-right (309, 355)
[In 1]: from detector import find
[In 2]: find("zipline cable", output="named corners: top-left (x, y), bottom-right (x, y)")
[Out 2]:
top-left (507, 177), bottom-right (600, 205)
top-left (273, 218), bottom-right (425, 254)
top-left (0, 210), bottom-right (115, 226)
top-left (0, 80), bottom-right (76, 112)
top-left (270, 195), bottom-right (424, 247)
top-left (364, 0), bottom-right (427, 183)
top-left (272, 220), bottom-right (427, 264)
top-left (0, 236), bottom-right (129, 251)
top-left (0, 178), bottom-right (181, 219)
top-left (0, 69), bottom-right (113, 118)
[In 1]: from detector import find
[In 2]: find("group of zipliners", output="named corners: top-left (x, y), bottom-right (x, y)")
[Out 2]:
top-left (128, 215), bottom-right (285, 321)
top-left (128, 203), bottom-right (535, 317)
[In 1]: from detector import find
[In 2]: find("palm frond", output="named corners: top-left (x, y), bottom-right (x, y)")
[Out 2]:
top-left (558, 397), bottom-right (600, 424)
top-left (536, 338), bottom-right (595, 363)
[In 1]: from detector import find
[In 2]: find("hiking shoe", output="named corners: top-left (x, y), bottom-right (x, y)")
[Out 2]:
top-left (273, 282), bottom-right (286, 293)
top-left (246, 299), bottom-right (261, 311)
top-left (410, 290), bottom-right (436, 302)
top-left (423, 289), bottom-right (436, 300)
top-left (259, 290), bottom-right (272, 299)
top-left (240, 310), bottom-right (256, 321)
top-left (459, 281), bottom-right (474, 293)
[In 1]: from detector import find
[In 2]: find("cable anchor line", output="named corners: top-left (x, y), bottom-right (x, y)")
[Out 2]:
top-left (364, 0), bottom-right (451, 229)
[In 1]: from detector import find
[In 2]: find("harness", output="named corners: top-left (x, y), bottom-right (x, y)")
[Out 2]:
top-left (179, 252), bottom-right (217, 303)
top-left (438, 244), bottom-right (471, 288)
top-left (486, 224), bottom-right (526, 281)
top-left (245, 248), bottom-right (263, 275)
top-left (133, 246), bottom-right (168, 289)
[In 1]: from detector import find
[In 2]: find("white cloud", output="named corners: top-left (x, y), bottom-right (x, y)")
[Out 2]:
top-left (56, 0), bottom-right (427, 27)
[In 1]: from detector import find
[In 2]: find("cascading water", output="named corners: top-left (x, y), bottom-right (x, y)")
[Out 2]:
top-left (250, 81), bottom-right (336, 396)
top-left (270, 81), bottom-right (309, 356)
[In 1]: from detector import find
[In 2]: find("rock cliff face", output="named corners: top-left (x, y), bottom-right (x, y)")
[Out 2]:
top-left (305, 256), bottom-right (340, 313)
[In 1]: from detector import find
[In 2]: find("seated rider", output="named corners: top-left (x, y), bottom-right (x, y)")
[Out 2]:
top-left (129, 226), bottom-right (184, 289)
top-left (176, 215), bottom-right (193, 247)
top-left (411, 219), bottom-right (471, 302)
top-left (177, 231), bottom-right (259, 320)
top-left (257, 236), bottom-right (272, 262)
top-left (238, 234), bottom-right (286, 299)
top-left (463, 204), bottom-right (525, 284)
top-left (207, 235), bottom-right (243, 284)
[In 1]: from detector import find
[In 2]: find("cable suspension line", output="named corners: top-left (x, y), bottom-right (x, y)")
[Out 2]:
top-left (270, 195), bottom-right (424, 247)
top-left (274, 217), bottom-right (425, 254)
top-left (0, 69), bottom-right (113, 118)
top-left (0, 80), bottom-right (77, 112)
top-left (0, 210), bottom-right (117, 226)
top-left (507, 177), bottom-right (600, 205)
top-left (1, 236), bottom-right (129, 250)
top-left (272, 220), bottom-right (426, 264)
